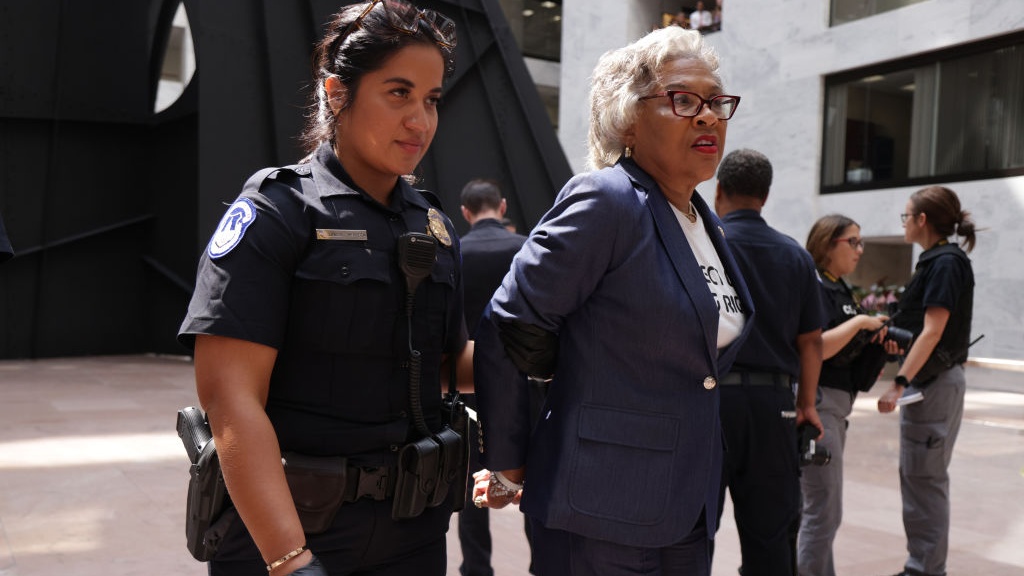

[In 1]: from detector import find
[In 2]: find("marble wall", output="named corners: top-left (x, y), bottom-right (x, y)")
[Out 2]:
top-left (557, 0), bottom-right (1024, 360)
top-left (558, 0), bottom-right (664, 173)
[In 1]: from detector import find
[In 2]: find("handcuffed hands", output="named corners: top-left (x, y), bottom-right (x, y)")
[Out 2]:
top-left (471, 468), bottom-right (523, 509)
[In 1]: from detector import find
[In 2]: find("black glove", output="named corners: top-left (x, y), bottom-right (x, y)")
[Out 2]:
top-left (497, 320), bottom-right (558, 378)
top-left (288, 555), bottom-right (328, 576)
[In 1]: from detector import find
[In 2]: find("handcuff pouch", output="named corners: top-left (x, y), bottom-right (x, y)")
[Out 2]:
top-left (391, 436), bottom-right (440, 520)
top-left (440, 392), bottom-right (470, 511)
top-left (430, 426), bottom-right (465, 508)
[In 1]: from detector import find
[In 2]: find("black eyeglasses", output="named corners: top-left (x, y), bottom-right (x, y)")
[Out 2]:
top-left (345, 0), bottom-right (457, 66)
top-left (639, 91), bottom-right (741, 120)
top-left (833, 236), bottom-right (864, 249)
top-left (900, 213), bottom-right (916, 224)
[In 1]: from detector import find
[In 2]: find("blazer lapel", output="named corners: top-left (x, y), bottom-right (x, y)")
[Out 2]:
top-left (619, 161), bottom-right (720, 366)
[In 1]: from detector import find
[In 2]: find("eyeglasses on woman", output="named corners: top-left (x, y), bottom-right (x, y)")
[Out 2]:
top-left (639, 91), bottom-right (741, 120)
top-left (833, 236), bottom-right (864, 249)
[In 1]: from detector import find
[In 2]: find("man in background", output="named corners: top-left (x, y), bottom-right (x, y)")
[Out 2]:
top-left (713, 148), bottom-right (825, 576)
top-left (456, 178), bottom-right (528, 576)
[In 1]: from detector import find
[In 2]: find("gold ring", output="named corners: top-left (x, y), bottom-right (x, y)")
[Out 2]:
top-left (473, 496), bottom-right (485, 508)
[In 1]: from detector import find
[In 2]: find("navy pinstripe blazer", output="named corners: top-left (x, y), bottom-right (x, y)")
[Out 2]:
top-left (474, 158), bottom-right (755, 547)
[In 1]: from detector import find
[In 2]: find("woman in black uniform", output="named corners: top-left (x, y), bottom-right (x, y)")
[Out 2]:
top-left (877, 186), bottom-right (977, 576)
top-left (178, 2), bottom-right (469, 575)
top-left (798, 214), bottom-right (897, 576)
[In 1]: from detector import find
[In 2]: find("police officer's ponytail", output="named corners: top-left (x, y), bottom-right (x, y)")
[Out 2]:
top-left (909, 186), bottom-right (977, 253)
top-left (954, 210), bottom-right (977, 253)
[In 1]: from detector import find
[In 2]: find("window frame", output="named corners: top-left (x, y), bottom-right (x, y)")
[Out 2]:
top-left (820, 30), bottom-right (1024, 194)
top-left (829, 0), bottom-right (927, 27)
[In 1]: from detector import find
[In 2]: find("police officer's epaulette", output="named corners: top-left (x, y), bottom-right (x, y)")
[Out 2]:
top-left (242, 164), bottom-right (311, 195)
top-left (417, 189), bottom-right (446, 212)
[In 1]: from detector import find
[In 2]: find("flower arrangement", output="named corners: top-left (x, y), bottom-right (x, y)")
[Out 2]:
top-left (852, 281), bottom-right (903, 314)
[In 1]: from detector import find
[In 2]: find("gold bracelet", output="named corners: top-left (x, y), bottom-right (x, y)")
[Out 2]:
top-left (267, 545), bottom-right (307, 572)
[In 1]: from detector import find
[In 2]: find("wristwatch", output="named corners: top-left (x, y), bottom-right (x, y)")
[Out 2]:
top-left (894, 375), bottom-right (909, 387)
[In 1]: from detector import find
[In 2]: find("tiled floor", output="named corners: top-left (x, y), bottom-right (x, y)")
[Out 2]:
top-left (0, 355), bottom-right (1020, 575)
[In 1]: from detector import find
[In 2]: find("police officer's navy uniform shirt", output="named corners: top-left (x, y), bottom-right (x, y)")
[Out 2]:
top-left (720, 209), bottom-right (824, 378)
top-left (179, 142), bottom-right (466, 466)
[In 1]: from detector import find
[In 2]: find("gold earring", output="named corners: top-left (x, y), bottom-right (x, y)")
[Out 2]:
top-left (624, 145), bottom-right (633, 158)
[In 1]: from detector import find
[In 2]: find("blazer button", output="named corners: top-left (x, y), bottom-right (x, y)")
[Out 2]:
top-left (703, 376), bottom-right (717, 390)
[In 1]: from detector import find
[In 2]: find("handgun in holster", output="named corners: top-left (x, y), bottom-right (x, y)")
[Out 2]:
top-left (177, 406), bottom-right (235, 561)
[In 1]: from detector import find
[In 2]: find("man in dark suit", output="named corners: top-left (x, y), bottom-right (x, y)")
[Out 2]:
top-left (459, 179), bottom-right (528, 338)
top-left (456, 179), bottom-right (528, 576)
top-left (713, 148), bottom-right (824, 576)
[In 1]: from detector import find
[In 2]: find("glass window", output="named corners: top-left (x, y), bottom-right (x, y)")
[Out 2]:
top-left (830, 0), bottom-right (927, 26)
top-left (498, 0), bottom-right (562, 62)
top-left (821, 34), bottom-right (1024, 192)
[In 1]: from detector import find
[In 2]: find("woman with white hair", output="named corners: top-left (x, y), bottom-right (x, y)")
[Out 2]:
top-left (472, 26), bottom-right (752, 575)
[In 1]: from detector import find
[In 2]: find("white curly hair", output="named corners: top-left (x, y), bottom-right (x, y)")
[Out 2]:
top-left (586, 26), bottom-right (721, 171)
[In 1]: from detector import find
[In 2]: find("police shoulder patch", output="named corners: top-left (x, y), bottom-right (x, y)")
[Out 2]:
top-left (208, 198), bottom-right (257, 259)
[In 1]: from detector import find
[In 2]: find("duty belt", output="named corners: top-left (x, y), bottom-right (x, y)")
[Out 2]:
top-left (284, 454), bottom-right (400, 534)
top-left (282, 453), bottom-right (398, 506)
top-left (344, 465), bottom-right (397, 502)
top-left (720, 371), bottom-right (791, 388)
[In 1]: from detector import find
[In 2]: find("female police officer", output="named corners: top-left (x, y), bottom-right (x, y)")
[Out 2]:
top-left (178, 2), bottom-right (469, 575)
top-left (799, 214), bottom-right (898, 576)
top-left (877, 186), bottom-right (978, 576)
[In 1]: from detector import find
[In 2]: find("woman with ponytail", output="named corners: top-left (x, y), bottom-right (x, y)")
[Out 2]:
top-left (877, 186), bottom-right (977, 576)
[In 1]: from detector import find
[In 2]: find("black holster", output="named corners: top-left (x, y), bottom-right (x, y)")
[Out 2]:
top-left (391, 399), bottom-right (468, 520)
top-left (392, 435), bottom-right (441, 519)
top-left (912, 345), bottom-right (960, 388)
top-left (441, 392), bottom-right (470, 511)
top-left (177, 407), bottom-right (235, 562)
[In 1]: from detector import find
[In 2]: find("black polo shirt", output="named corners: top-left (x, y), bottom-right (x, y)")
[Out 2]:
top-left (893, 242), bottom-right (974, 364)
